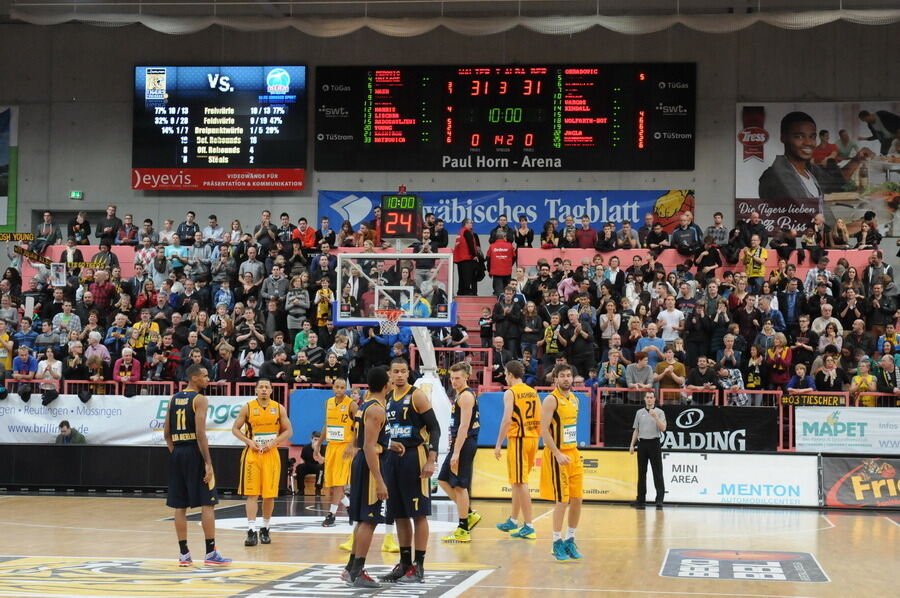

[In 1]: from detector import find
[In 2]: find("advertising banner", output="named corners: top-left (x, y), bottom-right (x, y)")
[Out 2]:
top-left (318, 189), bottom-right (695, 236)
top-left (0, 106), bottom-right (17, 231)
top-left (0, 394), bottom-right (247, 446)
top-left (647, 452), bottom-right (819, 507)
top-left (781, 393), bottom-right (845, 406)
top-left (471, 448), bottom-right (819, 506)
top-left (822, 456), bottom-right (900, 508)
top-left (470, 447), bottom-right (638, 501)
top-left (795, 407), bottom-right (900, 455)
top-left (603, 405), bottom-right (778, 452)
top-left (131, 168), bottom-right (305, 191)
top-left (735, 101), bottom-right (900, 235)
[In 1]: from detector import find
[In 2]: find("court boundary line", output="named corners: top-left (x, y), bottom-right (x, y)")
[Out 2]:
top-left (473, 585), bottom-right (818, 598)
top-left (885, 516), bottom-right (900, 527)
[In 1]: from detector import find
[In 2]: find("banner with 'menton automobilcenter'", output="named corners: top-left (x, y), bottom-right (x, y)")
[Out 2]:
top-left (603, 404), bottom-right (778, 452)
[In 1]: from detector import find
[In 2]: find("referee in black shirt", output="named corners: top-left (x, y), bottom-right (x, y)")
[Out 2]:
top-left (629, 391), bottom-right (666, 509)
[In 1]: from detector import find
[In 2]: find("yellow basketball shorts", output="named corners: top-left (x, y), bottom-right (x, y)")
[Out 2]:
top-left (539, 447), bottom-right (583, 503)
top-left (506, 436), bottom-right (539, 484)
top-left (238, 447), bottom-right (281, 498)
top-left (324, 442), bottom-right (354, 488)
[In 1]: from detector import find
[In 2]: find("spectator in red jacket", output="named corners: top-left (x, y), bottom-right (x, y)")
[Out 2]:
top-left (574, 215), bottom-right (599, 249)
top-left (453, 219), bottom-right (479, 296)
top-left (486, 236), bottom-right (515, 296)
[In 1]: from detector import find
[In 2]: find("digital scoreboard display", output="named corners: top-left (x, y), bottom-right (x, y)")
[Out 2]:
top-left (380, 194), bottom-right (423, 239)
top-left (316, 63), bottom-right (695, 171)
top-left (133, 65), bottom-right (307, 191)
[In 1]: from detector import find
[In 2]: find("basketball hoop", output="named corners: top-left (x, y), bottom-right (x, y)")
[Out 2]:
top-left (374, 309), bottom-right (405, 336)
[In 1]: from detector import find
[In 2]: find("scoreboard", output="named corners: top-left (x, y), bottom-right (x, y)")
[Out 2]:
top-left (132, 65), bottom-right (307, 191)
top-left (315, 63), bottom-right (695, 171)
top-left (380, 194), bottom-right (424, 239)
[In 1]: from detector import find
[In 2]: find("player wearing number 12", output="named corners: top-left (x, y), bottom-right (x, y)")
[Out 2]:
top-left (231, 378), bottom-right (292, 547)
top-left (316, 378), bottom-right (357, 529)
top-left (494, 360), bottom-right (540, 539)
top-left (539, 364), bottom-right (584, 562)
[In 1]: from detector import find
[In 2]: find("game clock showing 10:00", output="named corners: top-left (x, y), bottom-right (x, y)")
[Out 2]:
top-left (315, 63), bottom-right (695, 171)
top-left (380, 195), bottom-right (424, 239)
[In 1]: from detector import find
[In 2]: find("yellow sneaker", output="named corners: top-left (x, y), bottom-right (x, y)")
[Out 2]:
top-left (467, 511), bottom-right (482, 531)
top-left (381, 532), bottom-right (400, 553)
top-left (441, 527), bottom-right (472, 543)
top-left (338, 534), bottom-right (354, 552)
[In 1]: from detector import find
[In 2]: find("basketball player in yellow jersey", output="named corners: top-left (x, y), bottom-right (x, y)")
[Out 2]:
top-left (231, 378), bottom-right (293, 547)
top-left (539, 364), bottom-right (584, 562)
top-left (316, 378), bottom-right (357, 529)
top-left (494, 360), bottom-right (539, 539)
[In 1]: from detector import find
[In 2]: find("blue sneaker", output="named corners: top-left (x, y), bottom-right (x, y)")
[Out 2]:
top-left (178, 552), bottom-right (192, 567)
top-left (496, 518), bottom-right (518, 532)
top-left (564, 537), bottom-right (582, 560)
top-left (552, 539), bottom-right (569, 561)
top-left (203, 550), bottom-right (232, 566)
top-left (510, 524), bottom-right (536, 539)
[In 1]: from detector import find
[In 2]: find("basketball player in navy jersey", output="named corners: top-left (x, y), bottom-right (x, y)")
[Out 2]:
top-left (164, 364), bottom-right (231, 566)
top-left (343, 366), bottom-right (391, 588)
top-left (438, 361), bottom-right (481, 543)
top-left (379, 357), bottom-right (442, 584)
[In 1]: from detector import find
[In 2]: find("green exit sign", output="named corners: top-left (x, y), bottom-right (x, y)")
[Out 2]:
top-left (69, 190), bottom-right (84, 200)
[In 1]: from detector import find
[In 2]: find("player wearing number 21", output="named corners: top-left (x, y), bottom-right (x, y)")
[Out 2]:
top-left (231, 378), bottom-right (292, 547)
top-left (539, 364), bottom-right (584, 562)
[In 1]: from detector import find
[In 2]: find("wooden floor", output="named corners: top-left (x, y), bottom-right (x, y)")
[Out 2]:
top-left (1, 492), bottom-right (897, 597)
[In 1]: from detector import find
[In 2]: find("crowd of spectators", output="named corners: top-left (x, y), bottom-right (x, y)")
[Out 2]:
top-left (1, 203), bottom-right (897, 407)
top-left (472, 208), bottom-right (898, 407)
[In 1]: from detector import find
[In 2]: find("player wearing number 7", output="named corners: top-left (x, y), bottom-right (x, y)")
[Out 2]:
top-left (232, 378), bottom-right (293, 547)
top-left (539, 364), bottom-right (584, 562)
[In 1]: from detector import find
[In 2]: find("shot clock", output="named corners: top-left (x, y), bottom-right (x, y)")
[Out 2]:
top-left (380, 194), bottom-right (424, 239)
top-left (316, 63), bottom-right (695, 171)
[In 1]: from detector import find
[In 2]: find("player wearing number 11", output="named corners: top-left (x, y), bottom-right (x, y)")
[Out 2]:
top-left (539, 364), bottom-right (584, 562)
top-left (164, 365), bottom-right (231, 567)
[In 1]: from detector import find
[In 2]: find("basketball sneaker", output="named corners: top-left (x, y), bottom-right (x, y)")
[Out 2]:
top-left (441, 527), bottom-right (472, 543)
top-left (496, 517), bottom-right (518, 532)
top-left (352, 570), bottom-right (381, 588)
top-left (397, 564), bottom-right (424, 584)
top-left (204, 550), bottom-right (232, 566)
top-left (510, 523), bottom-right (536, 539)
top-left (338, 534), bottom-right (354, 551)
top-left (378, 563), bottom-right (408, 582)
top-left (340, 568), bottom-right (351, 583)
top-left (467, 511), bottom-right (482, 530)
top-left (178, 552), bottom-right (192, 567)
top-left (552, 539), bottom-right (570, 562)
top-left (244, 530), bottom-right (258, 546)
top-left (322, 512), bottom-right (336, 527)
top-left (259, 528), bottom-right (271, 544)
top-left (381, 532), bottom-right (400, 553)
top-left (564, 538), bottom-right (583, 560)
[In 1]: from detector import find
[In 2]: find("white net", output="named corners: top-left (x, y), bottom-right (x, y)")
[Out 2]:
top-left (375, 309), bottom-right (404, 336)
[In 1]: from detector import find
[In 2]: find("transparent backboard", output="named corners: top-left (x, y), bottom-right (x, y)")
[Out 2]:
top-left (332, 251), bottom-right (456, 327)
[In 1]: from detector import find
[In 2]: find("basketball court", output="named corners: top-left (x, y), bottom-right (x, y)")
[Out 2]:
top-left (0, 492), bottom-right (896, 597)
